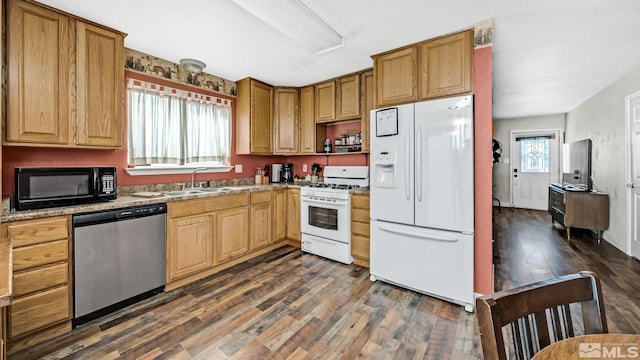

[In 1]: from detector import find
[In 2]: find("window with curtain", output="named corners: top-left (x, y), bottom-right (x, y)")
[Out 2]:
top-left (127, 78), bottom-right (231, 167)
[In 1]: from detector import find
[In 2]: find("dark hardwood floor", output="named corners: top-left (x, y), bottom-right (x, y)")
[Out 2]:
top-left (493, 207), bottom-right (640, 334)
top-left (10, 208), bottom-right (640, 359)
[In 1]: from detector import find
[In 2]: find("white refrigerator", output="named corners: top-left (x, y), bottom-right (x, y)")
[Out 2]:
top-left (369, 95), bottom-right (475, 312)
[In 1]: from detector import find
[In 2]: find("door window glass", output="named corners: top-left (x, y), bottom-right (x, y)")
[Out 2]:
top-left (520, 137), bottom-right (549, 173)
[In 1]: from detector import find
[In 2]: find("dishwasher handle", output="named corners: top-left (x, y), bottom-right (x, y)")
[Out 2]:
top-left (73, 203), bottom-right (167, 227)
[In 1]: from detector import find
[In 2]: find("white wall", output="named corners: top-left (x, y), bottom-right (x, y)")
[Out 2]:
top-left (492, 115), bottom-right (565, 206)
top-left (565, 65), bottom-right (640, 252)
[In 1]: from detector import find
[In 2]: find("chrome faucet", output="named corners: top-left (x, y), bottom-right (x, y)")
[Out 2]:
top-left (189, 167), bottom-right (207, 189)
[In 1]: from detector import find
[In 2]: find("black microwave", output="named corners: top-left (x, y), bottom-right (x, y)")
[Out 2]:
top-left (15, 167), bottom-right (117, 210)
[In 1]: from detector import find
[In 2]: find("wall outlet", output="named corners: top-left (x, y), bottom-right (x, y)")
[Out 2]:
top-left (235, 164), bottom-right (243, 173)
top-left (303, 164), bottom-right (307, 172)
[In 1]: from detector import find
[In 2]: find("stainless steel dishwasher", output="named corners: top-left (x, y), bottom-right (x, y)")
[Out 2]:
top-left (72, 203), bottom-right (167, 326)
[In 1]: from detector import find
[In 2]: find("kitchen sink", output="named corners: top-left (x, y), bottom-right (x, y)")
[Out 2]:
top-left (164, 187), bottom-right (240, 196)
top-left (199, 188), bottom-right (225, 192)
top-left (164, 190), bottom-right (204, 196)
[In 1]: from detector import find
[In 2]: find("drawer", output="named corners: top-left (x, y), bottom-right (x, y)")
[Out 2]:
top-left (351, 195), bottom-right (370, 210)
top-left (13, 262), bottom-right (68, 298)
top-left (9, 285), bottom-right (70, 338)
top-left (169, 193), bottom-right (249, 218)
top-left (351, 208), bottom-right (370, 223)
top-left (13, 239), bottom-right (69, 271)
top-left (351, 234), bottom-right (370, 260)
top-left (551, 208), bottom-right (565, 226)
top-left (351, 221), bottom-right (370, 237)
top-left (549, 189), bottom-right (565, 213)
top-left (251, 191), bottom-right (273, 204)
top-left (7, 217), bottom-right (68, 248)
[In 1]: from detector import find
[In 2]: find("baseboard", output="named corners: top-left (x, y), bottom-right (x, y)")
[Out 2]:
top-left (601, 232), bottom-right (628, 255)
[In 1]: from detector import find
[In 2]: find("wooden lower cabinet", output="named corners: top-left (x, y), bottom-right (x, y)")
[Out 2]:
top-left (250, 191), bottom-right (273, 250)
top-left (10, 286), bottom-right (69, 338)
top-left (3, 216), bottom-right (72, 354)
top-left (286, 188), bottom-right (301, 243)
top-left (167, 191), bottom-right (294, 290)
top-left (215, 207), bottom-right (250, 263)
top-left (274, 189), bottom-right (287, 241)
top-left (1, 308), bottom-right (5, 360)
top-left (167, 215), bottom-right (214, 281)
top-left (351, 194), bottom-right (370, 267)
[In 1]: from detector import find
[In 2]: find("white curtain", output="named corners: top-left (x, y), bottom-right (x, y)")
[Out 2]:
top-left (127, 79), bottom-right (231, 166)
top-left (184, 101), bottom-right (231, 164)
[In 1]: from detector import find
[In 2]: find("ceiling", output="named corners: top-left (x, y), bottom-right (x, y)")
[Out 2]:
top-left (36, 0), bottom-right (640, 120)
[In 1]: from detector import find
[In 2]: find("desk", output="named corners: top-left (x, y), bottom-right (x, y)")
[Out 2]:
top-left (532, 334), bottom-right (640, 360)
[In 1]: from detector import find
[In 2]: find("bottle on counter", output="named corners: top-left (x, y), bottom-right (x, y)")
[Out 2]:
top-left (255, 167), bottom-right (262, 184)
top-left (323, 138), bottom-right (332, 153)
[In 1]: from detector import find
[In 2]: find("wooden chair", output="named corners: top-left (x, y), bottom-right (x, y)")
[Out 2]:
top-left (476, 271), bottom-right (608, 360)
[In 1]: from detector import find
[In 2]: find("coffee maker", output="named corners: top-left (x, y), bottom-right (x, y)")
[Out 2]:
top-left (282, 163), bottom-right (293, 183)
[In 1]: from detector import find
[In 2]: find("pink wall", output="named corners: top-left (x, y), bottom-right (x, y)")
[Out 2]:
top-left (281, 153), bottom-right (368, 179)
top-left (1, 145), bottom-right (283, 197)
top-left (473, 46), bottom-right (494, 295)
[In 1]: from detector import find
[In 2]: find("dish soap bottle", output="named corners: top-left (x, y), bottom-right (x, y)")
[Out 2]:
top-left (323, 138), bottom-right (332, 153)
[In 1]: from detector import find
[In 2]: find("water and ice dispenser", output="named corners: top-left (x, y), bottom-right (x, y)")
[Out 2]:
top-left (373, 150), bottom-right (397, 188)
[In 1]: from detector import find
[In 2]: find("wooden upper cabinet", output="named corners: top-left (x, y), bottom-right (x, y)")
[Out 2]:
top-left (76, 21), bottom-right (124, 147)
top-left (273, 87), bottom-right (299, 154)
top-left (6, 0), bottom-right (70, 145)
top-left (373, 30), bottom-right (473, 106)
top-left (360, 70), bottom-right (374, 152)
top-left (299, 86), bottom-right (316, 154)
top-left (315, 81), bottom-right (336, 123)
top-left (418, 30), bottom-right (473, 100)
top-left (6, 0), bottom-right (126, 148)
top-left (336, 74), bottom-right (360, 120)
top-left (236, 78), bottom-right (273, 154)
top-left (373, 46), bottom-right (417, 107)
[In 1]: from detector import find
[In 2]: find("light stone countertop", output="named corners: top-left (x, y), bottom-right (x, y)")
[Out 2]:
top-left (2, 184), bottom-right (292, 222)
top-left (1, 183), bottom-right (368, 223)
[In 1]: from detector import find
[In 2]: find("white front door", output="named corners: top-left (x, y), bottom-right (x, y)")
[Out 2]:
top-left (511, 131), bottom-right (561, 210)
top-left (626, 91), bottom-right (640, 258)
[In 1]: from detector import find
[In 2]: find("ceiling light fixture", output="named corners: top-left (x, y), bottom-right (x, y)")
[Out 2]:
top-left (179, 58), bottom-right (206, 74)
top-left (231, 0), bottom-right (345, 55)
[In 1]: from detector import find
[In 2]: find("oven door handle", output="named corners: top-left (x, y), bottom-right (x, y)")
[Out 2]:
top-left (301, 197), bottom-right (349, 207)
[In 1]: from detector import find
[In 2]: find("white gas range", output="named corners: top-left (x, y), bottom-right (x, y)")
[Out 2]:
top-left (300, 166), bottom-right (369, 264)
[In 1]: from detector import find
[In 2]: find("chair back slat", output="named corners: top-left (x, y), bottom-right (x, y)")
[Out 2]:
top-left (563, 304), bottom-right (575, 338)
top-left (534, 310), bottom-right (550, 349)
top-left (476, 271), bottom-right (608, 360)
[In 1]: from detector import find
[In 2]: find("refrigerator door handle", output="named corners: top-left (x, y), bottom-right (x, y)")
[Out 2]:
top-left (405, 127), bottom-right (411, 201)
top-left (377, 224), bottom-right (459, 243)
top-left (416, 126), bottom-right (423, 202)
